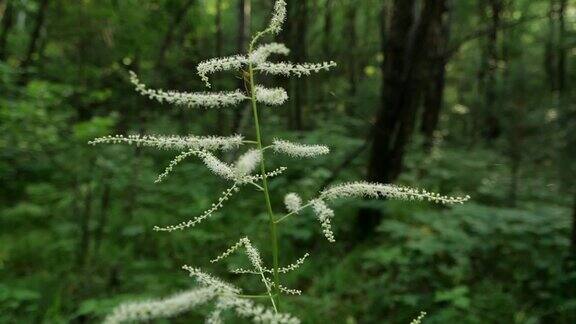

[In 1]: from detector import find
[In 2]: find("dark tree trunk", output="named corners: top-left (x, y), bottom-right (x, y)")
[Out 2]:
top-left (122, 123), bottom-right (144, 224)
top-left (231, 0), bottom-right (251, 134)
top-left (94, 176), bottom-right (111, 254)
top-left (420, 1), bottom-right (451, 151)
top-left (546, 0), bottom-right (568, 92)
top-left (0, 0), bottom-right (14, 61)
top-left (21, 0), bottom-right (50, 72)
top-left (291, 0), bottom-right (307, 130)
top-left (77, 179), bottom-right (94, 268)
top-left (357, 0), bottom-right (446, 238)
top-left (502, 4), bottom-right (523, 208)
top-left (0, 0), bottom-right (5, 17)
top-left (557, 0), bottom-right (567, 92)
top-left (215, 0), bottom-right (226, 135)
top-left (156, 0), bottom-right (195, 69)
top-left (481, 0), bottom-right (503, 140)
top-left (571, 192), bottom-right (576, 261)
top-left (345, 1), bottom-right (358, 101)
top-left (215, 0), bottom-right (223, 58)
top-left (322, 0), bottom-right (332, 59)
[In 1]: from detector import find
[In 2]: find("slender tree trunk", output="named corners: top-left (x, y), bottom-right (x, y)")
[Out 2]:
top-left (156, 0), bottom-right (195, 69)
top-left (231, 0), bottom-right (251, 134)
top-left (420, 0), bottom-right (451, 151)
top-left (0, 0), bottom-right (14, 61)
top-left (502, 4), bottom-right (523, 208)
top-left (357, 0), bottom-right (446, 238)
top-left (291, 0), bottom-right (307, 130)
top-left (557, 0), bottom-right (567, 92)
top-left (123, 124), bottom-right (144, 224)
top-left (215, 0), bottom-right (227, 134)
top-left (345, 1), bottom-right (358, 102)
top-left (545, 0), bottom-right (556, 90)
top-left (570, 192), bottom-right (576, 261)
top-left (215, 0), bottom-right (223, 58)
top-left (0, 0), bottom-right (6, 19)
top-left (482, 0), bottom-right (502, 140)
top-left (546, 0), bottom-right (568, 92)
top-left (322, 0), bottom-right (332, 59)
top-left (77, 179), bottom-right (94, 268)
top-left (21, 0), bottom-right (50, 71)
top-left (94, 176), bottom-right (111, 254)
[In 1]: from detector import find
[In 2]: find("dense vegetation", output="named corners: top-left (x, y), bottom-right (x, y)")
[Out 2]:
top-left (1, 0), bottom-right (575, 323)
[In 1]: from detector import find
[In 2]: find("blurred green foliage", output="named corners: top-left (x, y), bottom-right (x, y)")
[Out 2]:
top-left (1, 0), bottom-right (575, 323)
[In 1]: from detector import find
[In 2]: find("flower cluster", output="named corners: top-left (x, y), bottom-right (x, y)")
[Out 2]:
top-left (130, 71), bottom-right (247, 108)
top-left (103, 287), bottom-right (218, 324)
top-left (232, 252), bottom-right (309, 275)
top-left (92, 0), bottom-right (468, 322)
top-left (272, 139), bottom-right (330, 158)
top-left (311, 199), bottom-right (336, 242)
top-left (410, 311), bottom-right (427, 324)
top-left (249, 43), bottom-right (290, 63)
top-left (283, 193), bottom-right (302, 213)
top-left (197, 55), bottom-right (248, 88)
top-left (320, 181), bottom-right (470, 204)
top-left (104, 266), bottom-right (299, 324)
top-left (255, 61), bottom-right (337, 77)
top-left (89, 134), bottom-right (243, 151)
top-left (267, 0), bottom-right (287, 35)
top-left (255, 85), bottom-right (289, 106)
top-left (210, 237), bottom-right (304, 303)
top-left (275, 181), bottom-right (469, 242)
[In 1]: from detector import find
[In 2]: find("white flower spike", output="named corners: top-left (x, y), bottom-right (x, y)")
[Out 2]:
top-left (197, 55), bottom-right (248, 88)
top-left (255, 61), bottom-right (337, 77)
top-left (272, 139), bottom-right (330, 158)
top-left (103, 287), bottom-right (217, 324)
top-left (130, 71), bottom-right (246, 108)
top-left (268, 0), bottom-right (287, 35)
top-left (234, 149), bottom-right (263, 177)
top-left (249, 43), bottom-right (290, 63)
top-left (255, 85), bottom-right (289, 106)
top-left (321, 182), bottom-right (470, 205)
top-left (311, 199), bottom-right (336, 242)
top-left (89, 134), bottom-right (244, 151)
top-left (284, 193), bottom-right (302, 213)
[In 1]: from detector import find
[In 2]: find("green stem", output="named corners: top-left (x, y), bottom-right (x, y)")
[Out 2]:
top-left (237, 294), bottom-right (276, 299)
top-left (275, 202), bottom-right (313, 224)
top-left (247, 55), bottom-right (281, 311)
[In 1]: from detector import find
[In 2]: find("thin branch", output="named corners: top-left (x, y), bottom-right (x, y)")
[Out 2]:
top-left (447, 14), bottom-right (548, 58)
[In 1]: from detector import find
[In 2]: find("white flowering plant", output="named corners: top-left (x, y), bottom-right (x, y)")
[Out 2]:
top-left (90, 1), bottom-right (469, 323)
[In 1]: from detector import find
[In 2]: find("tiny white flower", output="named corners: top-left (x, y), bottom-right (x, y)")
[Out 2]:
top-left (410, 312), bottom-right (427, 324)
top-left (284, 193), bottom-right (302, 213)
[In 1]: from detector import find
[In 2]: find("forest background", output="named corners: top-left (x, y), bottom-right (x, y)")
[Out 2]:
top-left (1, 0), bottom-right (575, 323)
